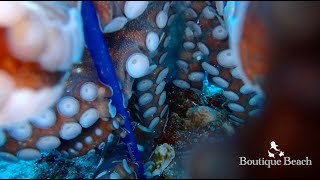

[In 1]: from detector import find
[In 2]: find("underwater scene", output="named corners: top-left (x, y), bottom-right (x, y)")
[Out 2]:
top-left (0, 1), bottom-right (319, 179)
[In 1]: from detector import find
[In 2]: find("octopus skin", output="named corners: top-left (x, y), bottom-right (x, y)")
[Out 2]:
top-left (104, 1), bottom-right (172, 139)
top-left (170, 1), bottom-right (264, 125)
top-left (0, 1), bottom-right (265, 179)
top-left (0, 1), bottom-right (84, 126)
top-left (0, 1), bottom-right (149, 161)
top-left (0, 49), bottom-right (123, 161)
top-left (95, 1), bottom-right (264, 177)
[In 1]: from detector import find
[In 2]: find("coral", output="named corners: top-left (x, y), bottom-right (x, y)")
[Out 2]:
top-left (144, 143), bottom-right (175, 178)
top-left (183, 106), bottom-right (222, 130)
top-left (221, 121), bottom-right (236, 137)
top-left (0, 159), bottom-right (38, 178)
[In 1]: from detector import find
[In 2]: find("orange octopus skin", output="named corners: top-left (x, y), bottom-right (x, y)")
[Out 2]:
top-left (0, 3), bottom-right (265, 179)
top-left (172, 1), bottom-right (262, 126)
top-left (105, 1), bottom-right (171, 140)
top-left (238, 2), bottom-right (271, 87)
top-left (0, 28), bottom-right (62, 90)
top-left (0, 1), bottom-right (85, 126)
top-left (0, 49), bottom-right (126, 161)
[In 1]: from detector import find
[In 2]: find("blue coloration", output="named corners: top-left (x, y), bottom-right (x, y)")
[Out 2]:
top-left (0, 159), bottom-right (37, 178)
top-left (81, 2), bottom-right (145, 178)
top-left (202, 71), bottom-right (224, 97)
top-left (0, 151), bottom-right (99, 178)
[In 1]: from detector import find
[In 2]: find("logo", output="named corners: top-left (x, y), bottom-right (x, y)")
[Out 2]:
top-left (268, 141), bottom-right (284, 158)
top-left (239, 141), bottom-right (312, 168)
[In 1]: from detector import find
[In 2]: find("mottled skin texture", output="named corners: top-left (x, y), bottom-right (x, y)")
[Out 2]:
top-left (0, 1), bottom-right (265, 178)
top-left (173, 1), bottom-right (261, 123)
top-left (185, 2), bottom-right (320, 179)
top-left (56, 49), bottom-right (121, 156)
top-left (105, 2), bottom-right (170, 141)
top-left (100, 2), bottom-right (262, 177)
top-left (0, 49), bottom-right (121, 158)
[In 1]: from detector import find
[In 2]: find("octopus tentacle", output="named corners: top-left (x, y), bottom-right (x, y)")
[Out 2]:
top-left (0, 2), bottom-right (268, 179)
top-left (0, 0), bottom-right (153, 164)
top-left (104, 2), bottom-right (172, 143)
top-left (0, 49), bottom-right (124, 160)
top-left (171, 1), bottom-right (264, 125)
top-left (0, 1), bottom-right (84, 126)
top-left (55, 52), bottom-right (119, 157)
top-left (131, 3), bottom-right (172, 141)
top-left (94, 1), bottom-right (149, 33)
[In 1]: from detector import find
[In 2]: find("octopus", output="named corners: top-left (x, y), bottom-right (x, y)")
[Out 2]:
top-left (0, 1), bottom-right (266, 179)
top-left (0, 1), bottom-right (84, 125)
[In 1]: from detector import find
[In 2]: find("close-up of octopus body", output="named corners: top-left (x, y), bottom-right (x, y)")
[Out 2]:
top-left (0, 1), bottom-right (263, 177)
top-left (1, 1), bottom-right (320, 179)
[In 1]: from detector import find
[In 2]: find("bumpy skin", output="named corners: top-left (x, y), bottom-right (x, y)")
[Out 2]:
top-left (0, 49), bottom-right (124, 161)
top-left (55, 49), bottom-right (124, 157)
top-left (0, 1), bottom-right (264, 179)
top-left (171, 1), bottom-right (263, 125)
top-left (104, 2), bottom-right (172, 162)
top-left (105, 1), bottom-right (171, 137)
top-left (0, 1), bottom-right (85, 127)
